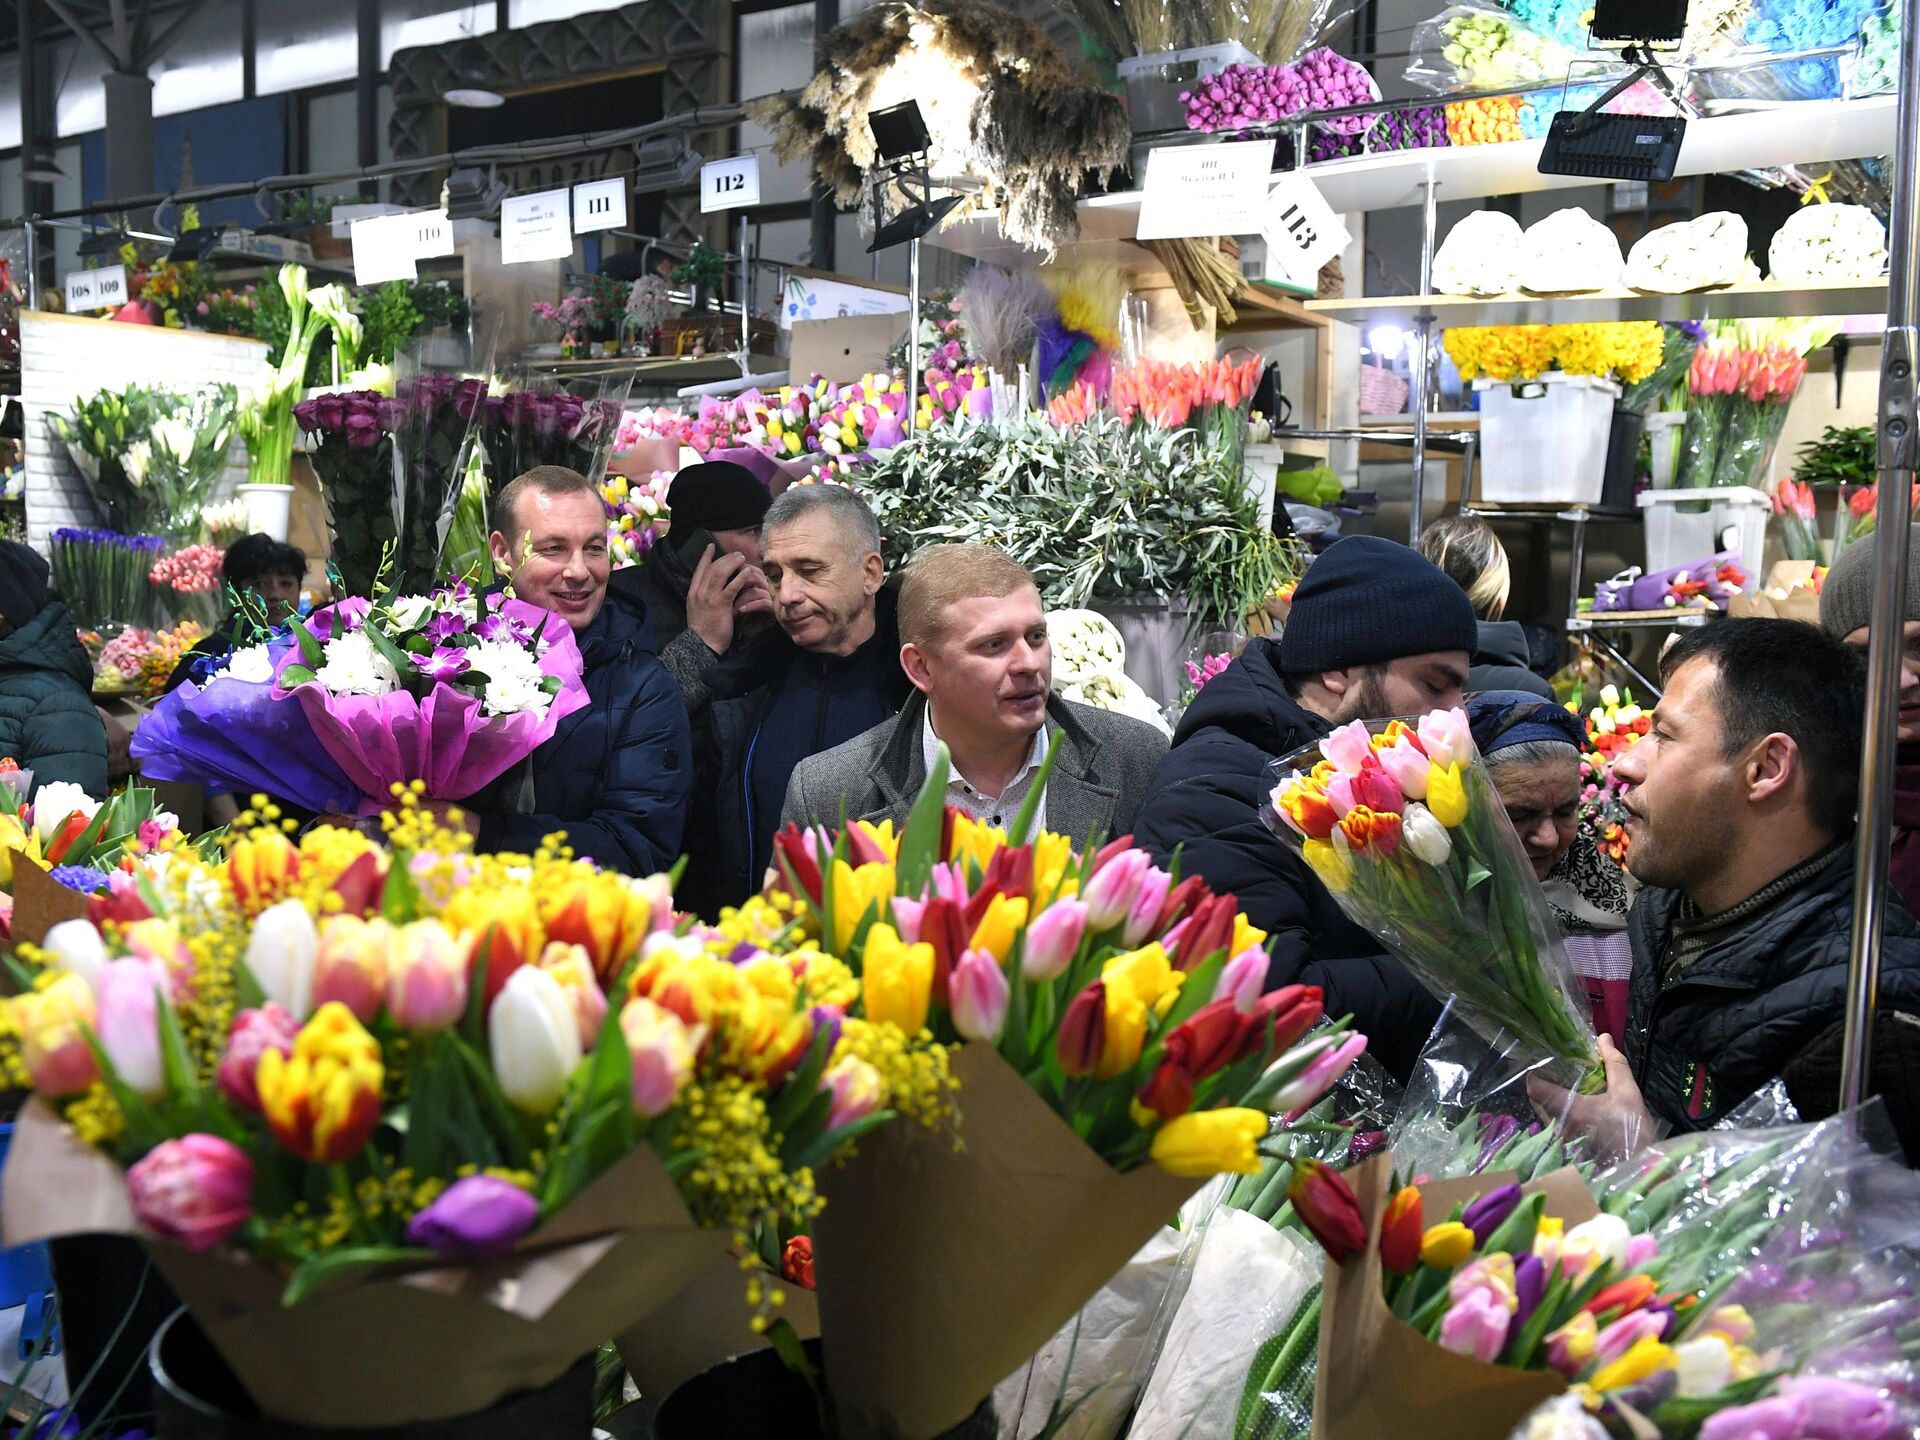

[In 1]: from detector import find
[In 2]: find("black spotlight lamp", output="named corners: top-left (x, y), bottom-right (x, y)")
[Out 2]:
top-left (865, 99), bottom-right (962, 252)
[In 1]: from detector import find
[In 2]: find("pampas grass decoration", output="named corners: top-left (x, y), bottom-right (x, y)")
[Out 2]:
top-left (957, 266), bottom-right (1051, 377)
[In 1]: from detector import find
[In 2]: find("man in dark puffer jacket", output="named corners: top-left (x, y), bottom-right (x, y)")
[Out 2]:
top-left (0, 540), bottom-right (107, 797)
top-left (1132, 536), bottom-right (1478, 1080)
top-left (469, 466), bottom-right (691, 875)
top-left (1536, 619), bottom-right (1920, 1164)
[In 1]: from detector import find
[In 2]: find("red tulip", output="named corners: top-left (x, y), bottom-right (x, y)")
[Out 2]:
top-left (1154, 875), bottom-right (1210, 935)
top-left (1380, 1185), bottom-right (1424, 1274)
top-left (1289, 1159), bottom-right (1367, 1263)
top-left (919, 896), bottom-right (968, 999)
top-left (329, 850), bottom-right (387, 916)
top-left (772, 824), bottom-right (824, 904)
top-left (1241, 984), bottom-right (1324, 1063)
top-left (1584, 1274), bottom-right (1658, 1319)
top-left (1171, 894), bottom-right (1237, 972)
top-left (1057, 982), bottom-right (1107, 1077)
top-left (1135, 1057), bottom-right (1195, 1118)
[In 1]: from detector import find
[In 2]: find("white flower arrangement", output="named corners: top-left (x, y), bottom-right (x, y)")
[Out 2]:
top-left (1048, 610), bottom-right (1173, 737)
top-left (220, 644), bottom-right (277, 686)
top-left (1767, 204), bottom-right (1888, 285)
top-left (313, 629), bottom-right (401, 697)
top-left (1625, 212), bottom-right (1749, 293)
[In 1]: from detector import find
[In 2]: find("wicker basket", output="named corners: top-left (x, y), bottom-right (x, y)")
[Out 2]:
top-left (1360, 363), bottom-right (1409, 415)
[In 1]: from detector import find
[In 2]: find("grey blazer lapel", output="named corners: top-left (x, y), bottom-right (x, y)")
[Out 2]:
top-left (1038, 707), bottom-right (1120, 846)
top-left (868, 693), bottom-right (930, 820)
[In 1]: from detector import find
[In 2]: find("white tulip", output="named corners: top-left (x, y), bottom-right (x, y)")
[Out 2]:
top-left (1668, 1337), bottom-right (1735, 1398)
top-left (489, 965), bottom-right (583, 1114)
top-left (42, 918), bottom-right (109, 991)
top-left (32, 783), bottom-right (101, 844)
top-left (1400, 802), bottom-right (1454, 866)
top-left (245, 899), bottom-right (319, 1018)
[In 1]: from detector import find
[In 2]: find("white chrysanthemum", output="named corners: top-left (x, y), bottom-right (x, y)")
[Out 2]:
top-left (33, 782), bottom-right (102, 844)
top-left (314, 629), bottom-right (400, 696)
top-left (1768, 203), bottom-right (1887, 285)
top-left (468, 638), bottom-right (544, 686)
top-left (483, 672), bottom-right (551, 718)
top-left (388, 595), bottom-right (434, 632)
top-left (221, 644), bottom-right (276, 685)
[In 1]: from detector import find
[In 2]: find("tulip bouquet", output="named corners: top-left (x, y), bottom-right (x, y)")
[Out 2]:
top-left (149, 541), bottom-right (226, 629)
top-left (1771, 477), bottom-right (1822, 562)
top-left (1266, 709), bottom-right (1602, 1088)
top-left (50, 527), bottom-right (165, 630)
top-left (763, 744), bottom-right (1369, 1437)
top-left (89, 619), bottom-right (209, 699)
top-left (602, 467), bottom-right (672, 569)
top-left (1109, 355), bottom-right (1266, 474)
top-left (476, 382), bottom-right (627, 497)
top-left (294, 386), bottom-right (403, 600)
top-left (273, 584), bottom-right (590, 813)
top-left (1831, 477), bottom-right (1920, 554)
top-left (0, 803), bottom-right (948, 1427)
top-left (1576, 686), bottom-right (1648, 867)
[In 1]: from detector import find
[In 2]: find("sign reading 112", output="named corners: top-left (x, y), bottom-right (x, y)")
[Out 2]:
top-left (700, 155), bottom-right (761, 214)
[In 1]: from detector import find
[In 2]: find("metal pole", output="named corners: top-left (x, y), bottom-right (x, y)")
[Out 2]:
top-left (739, 212), bottom-right (751, 370)
top-left (906, 234), bottom-right (922, 436)
top-left (1408, 178), bottom-right (1438, 543)
top-left (1841, 0), bottom-right (1920, 1110)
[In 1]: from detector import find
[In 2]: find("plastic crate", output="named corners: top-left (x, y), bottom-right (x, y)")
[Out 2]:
top-left (1475, 373), bottom-right (1621, 505)
top-left (1118, 42), bottom-right (1260, 134)
top-left (1638, 486), bottom-right (1770, 589)
top-left (1646, 410), bottom-right (1686, 489)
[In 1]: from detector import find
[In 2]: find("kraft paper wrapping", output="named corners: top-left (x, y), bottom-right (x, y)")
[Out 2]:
top-left (614, 1251), bottom-right (821, 1402)
top-left (1729, 562), bottom-right (1824, 624)
top-left (8, 852), bottom-right (90, 949)
top-left (1313, 1154), bottom-right (1599, 1440)
top-left (812, 1043), bottom-right (1201, 1440)
top-left (1, 1099), bottom-right (728, 1427)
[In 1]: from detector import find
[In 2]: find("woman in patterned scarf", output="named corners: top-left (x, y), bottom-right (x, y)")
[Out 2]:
top-left (1467, 690), bottom-right (1637, 1043)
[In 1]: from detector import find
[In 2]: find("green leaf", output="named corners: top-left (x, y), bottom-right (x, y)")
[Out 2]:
top-left (896, 741), bottom-right (951, 897)
top-left (281, 1244), bottom-right (436, 1307)
top-left (1007, 728), bottom-right (1064, 847)
top-left (287, 616), bottom-right (325, 669)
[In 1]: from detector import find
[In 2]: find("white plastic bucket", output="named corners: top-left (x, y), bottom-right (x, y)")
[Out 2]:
top-left (1475, 373), bottom-right (1621, 506)
top-left (1637, 486), bottom-right (1771, 590)
top-left (236, 483), bottom-right (294, 542)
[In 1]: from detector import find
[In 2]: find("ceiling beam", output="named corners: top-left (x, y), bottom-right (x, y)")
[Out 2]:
top-left (141, 0), bottom-right (210, 63)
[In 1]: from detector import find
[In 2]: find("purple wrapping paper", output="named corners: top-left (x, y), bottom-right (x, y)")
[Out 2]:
top-left (132, 673), bottom-right (362, 815)
top-left (275, 597), bottom-right (592, 815)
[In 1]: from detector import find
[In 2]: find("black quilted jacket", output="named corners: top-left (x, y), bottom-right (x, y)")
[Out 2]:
top-left (1623, 841), bottom-right (1920, 1162)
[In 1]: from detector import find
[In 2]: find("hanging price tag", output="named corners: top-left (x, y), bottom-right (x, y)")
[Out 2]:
top-left (572, 177), bottom-right (628, 233)
top-left (63, 264), bottom-right (128, 313)
top-left (410, 208), bottom-right (455, 259)
top-left (350, 213), bottom-right (418, 285)
top-left (1135, 139), bottom-right (1275, 241)
top-left (499, 188), bottom-right (574, 265)
top-left (1261, 174), bottom-right (1348, 287)
top-left (700, 155), bottom-right (761, 213)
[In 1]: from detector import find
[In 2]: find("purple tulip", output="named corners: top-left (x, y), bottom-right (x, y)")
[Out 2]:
top-left (1347, 1128), bottom-right (1388, 1165)
top-left (1776, 1377), bottom-right (1899, 1440)
top-left (1700, 1396), bottom-right (1809, 1440)
top-left (809, 1005), bottom-right (843, 1057)
top-left (1512, 1253), bottom-right (1545, 1328)
top-left (1461, 1183), bottom-right (1522, 1244)
top-left (405, 1175), bottom-right (539, 1259)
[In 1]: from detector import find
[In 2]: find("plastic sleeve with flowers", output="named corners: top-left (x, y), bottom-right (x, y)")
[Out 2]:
top-left (1674, 341), bottom-right (1741, 492)
top-left (386, 368), bottom-right (491, 597)
top-left (1709, 344), bottom-right (1808, 491)
top-left (477, 375), bottom-right (631, 501)
top-left (1264, 709), bottom-right (1603, 1091)
top-left (293, 387), bottom-right (403, 600)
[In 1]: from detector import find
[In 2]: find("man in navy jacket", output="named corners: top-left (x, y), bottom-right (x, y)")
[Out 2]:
top-left (1132, 536), bottom-right (1477, 1079)
top-left (471, 465), bottom-right (692, 875)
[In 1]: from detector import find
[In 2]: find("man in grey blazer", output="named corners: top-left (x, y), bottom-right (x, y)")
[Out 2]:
top-left (782, 543), bottom-right (1168, 847)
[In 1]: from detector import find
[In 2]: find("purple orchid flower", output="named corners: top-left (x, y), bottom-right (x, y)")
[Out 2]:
top-left (423, 610), bottom-right (469, 643)
top-left (411, 645), bottom-right (471, 681)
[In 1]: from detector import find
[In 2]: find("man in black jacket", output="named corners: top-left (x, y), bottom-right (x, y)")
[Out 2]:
top-left (1132, 535), bottom-right (1477, 1079)
top-left (615, 460), bottom-right (773, 715)
top-left (469, 465), bottom-right (692, 876)
top-left (678, 484), bottom-right (911, 919)
top-left (1536, 619), bottom-right (1920, 1163)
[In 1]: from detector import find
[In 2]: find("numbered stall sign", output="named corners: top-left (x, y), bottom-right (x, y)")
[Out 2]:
top-left (500, 188), bottom-right (574, 265)
top-left (1135, 139), bottom-right (1275, 241)
top-left (64, 264), bottom-right (128, 313)
top-left (700, 155), bottom-right (761, 213)
top-left (1261, 174), bottom-right (1348, 288)
top-left (573, 177), bottom-right (628, 234)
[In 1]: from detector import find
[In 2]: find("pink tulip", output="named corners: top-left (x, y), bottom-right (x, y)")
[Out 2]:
top-left (1319, 720), bottom-right (1373, 774)
top-left (950, 948), bottom-right (1010, 1042)
top-left (1022, 899), bottom-right (1087, 982)
top-left (1416, 708), bottom-right (1473, 768)
top-left (312, 915), bottom-right (394, 1023)
top-left (1699, 1396), bottom-right (1809, 1440)
top-left (619, 997), bottom-right (699, 1118)
top-left (15, 973), bottom-right (99, 1096)
top-left (824, 1053), bottom-right (883, 1130)
top-left (217, 1004), bottom-right (299, 1111)
top-left (1438, 1287), bottom-right (1509, 1365)
top-left (1623, 1233), bottom-right (1658, 1272)
top-left (1214, 945), bottom-right (1267, 1011)
top-left (1592, 1311), bottom-right (1665, 1370)
top-left (1274, 1032), bottom-right (1369, 1121)
top-left (1349, 757), bottom-right (1403, 814)
top-left (127, 1133), bottom-right (255, 1252)
top-left (929, 861), bottom-right (971, 909)
top-left (1121, 866), bottom-right (1174, 946)
top-left (1377, 739), bottom-right (1430, 800)
top-left (891, 895), bottom-right (927, 944)
top-left (1325, 772), bottom-right (1358, 817)
top-left (387, 919), bottom-right (469, 1032)
top-left (538, 942), bottom-right (609, 1051)
top-left (1544, 1312), bottom-right (1597, 1377)
top-left (96, 958), bottom-right (167, 1099)
top-left (1083, 849), bottom-right (1150, 931)
top-left (119, 919), bottom-right (191, 994)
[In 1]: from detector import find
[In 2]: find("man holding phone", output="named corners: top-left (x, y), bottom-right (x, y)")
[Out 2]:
top-left (619, 460), bottom-right (775, 714)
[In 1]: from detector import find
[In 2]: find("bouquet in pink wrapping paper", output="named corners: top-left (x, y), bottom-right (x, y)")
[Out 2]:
top-left (273, 582), bottom-right (590, 813)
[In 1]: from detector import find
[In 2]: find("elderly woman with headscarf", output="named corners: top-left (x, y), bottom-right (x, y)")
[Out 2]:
top-left (1467, 690), bottom-right (1637, 1044)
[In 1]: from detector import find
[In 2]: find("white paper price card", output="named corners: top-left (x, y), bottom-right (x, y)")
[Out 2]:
top-left (1135, 139), bottom-right (1276, 241)
top-left (573, 177), bottom-right (628, 234)
top-left (700, 155), bottom-right (761, 213)
top-left (64, 264), bottom-right (128, 313)
top-left (500, 188), bottom-right (574, 265)
top-left (350, 213), bottom-right (418, 285)
top-left (1261, 174), bottom-right (1348, 286)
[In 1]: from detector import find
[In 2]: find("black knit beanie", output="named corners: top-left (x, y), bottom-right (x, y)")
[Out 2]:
top-left (1276, 535), bottom-right (1478, 674)
top-left (0, 541), bottom-right (49, 630)
top-left (668, 461), bottom-right (772, 534)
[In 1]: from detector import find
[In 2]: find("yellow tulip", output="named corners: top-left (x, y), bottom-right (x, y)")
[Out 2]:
top-left (1032, 831), bottom-right (1075, 903)
top-left (862, 922), bottom-right (934, 1034)
top-left (0, 814), bottom-right (27, 885)
top-left (1097, 983), bottom-right (1148, 1079)
top-left (829, 859), bottom-right (897, 955)
top-left (1231, 913), bottom-right (1267, 957)
top-left (853, 819), bottom-right (899, 861)
top-left (1420, 1221), bottom-right (1476, 1269)
top-left (947, 812), bottom-right (1003, 877)
top-left (256, 1002), bottom-right (385, 1162)
top-left (228, 830), bottom-right (300, 916)
top-left (13, 973), bottom-right (99, 1096)
top-left (1150, 1107), bottom-right (1267, 1176)
top-left (541, 872), bottom-right (653, 980)
top-left (1101, 942), bottom-right (1180, 1009)
top-left (1301, 837), bottom-right (1354, 893)
top-left (1588, 1335), bottom-right (1671, 1392)
top-left (1426, 762), bottom-right (1469, 828)
top-left (969, 894), bottom-right (1029, 964)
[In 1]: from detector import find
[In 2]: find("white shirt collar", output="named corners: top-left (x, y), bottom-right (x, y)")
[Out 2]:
top-left (920, 705), bottom-right (1050, 805)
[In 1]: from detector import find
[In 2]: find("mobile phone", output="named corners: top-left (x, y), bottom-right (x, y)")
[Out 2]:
top-left (674, 526), bottom-right (719, 569)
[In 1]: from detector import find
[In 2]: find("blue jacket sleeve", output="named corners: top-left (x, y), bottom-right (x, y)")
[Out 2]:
top-left (477, 664), bottom-right (693, 876)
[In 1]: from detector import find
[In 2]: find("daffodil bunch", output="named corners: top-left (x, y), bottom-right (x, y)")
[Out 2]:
top-left (1444, 323), bottom-right (1664, 384)
top-left (768, 742), bottom-right (1368, 1180)
top-left (0, 798), bottom-right (938, 1305)
top-left (1266, 708), bottom-right (1601, 1088)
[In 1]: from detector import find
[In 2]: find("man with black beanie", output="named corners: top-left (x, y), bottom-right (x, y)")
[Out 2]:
top-left (1132, 534), bottom-right (1477, 1079)
top-left (0, 539), bottom-right (107, 798)
top-left (615, 460), bottom-right (774, 714)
